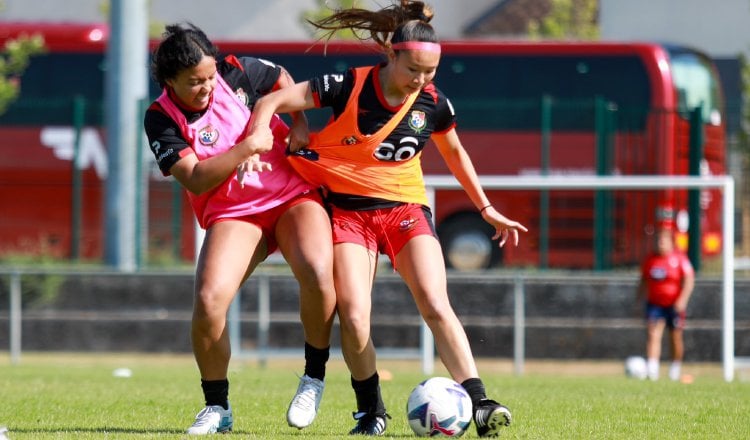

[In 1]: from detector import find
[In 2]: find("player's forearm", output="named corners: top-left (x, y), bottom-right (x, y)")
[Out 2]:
top-left (289, 109), bottom-right (308, 127)
top-left (175, 151), bottom-right (244, 194)
top-left (251, 84), bottom-right (310, 133)
top-left (436, 135), bottom-right (490, 209)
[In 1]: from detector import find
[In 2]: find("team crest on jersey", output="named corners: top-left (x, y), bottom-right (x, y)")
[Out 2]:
top-left (198, 125), bottom-right (220, 146)
top-left (234, 87), bottom-right (249, 106)
top-left (341, 135), bottom-right (359, 145)
top-left (408, 110), bottom-right (427, 133)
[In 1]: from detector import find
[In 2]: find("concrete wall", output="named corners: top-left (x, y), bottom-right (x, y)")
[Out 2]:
top-left (0, 0), bottom-right (497, 41)
top-left (1, 271), bottom-right (747, 362)
top-left (600, 0), bottom-right (750, 58)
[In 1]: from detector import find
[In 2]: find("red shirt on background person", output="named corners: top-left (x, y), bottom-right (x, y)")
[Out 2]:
top-left (640, 238), bottom-right (695, 308)
top-left (636, 225), bottom-right (695, 381)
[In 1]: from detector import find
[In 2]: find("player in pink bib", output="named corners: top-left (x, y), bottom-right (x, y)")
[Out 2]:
top-left (144, 23), bottom-right (335, 434)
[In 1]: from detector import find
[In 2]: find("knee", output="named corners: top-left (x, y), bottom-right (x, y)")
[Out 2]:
top-left (193, 284), bottom-right (232, 321)
top-left (294, 258), bottom-right (335, 295)
top-left (338, 309), bottom-right (371, 342)
top-left (647, 326), bottom-right (661, 338)
top-left (418, 298), bottom-right (453, 326)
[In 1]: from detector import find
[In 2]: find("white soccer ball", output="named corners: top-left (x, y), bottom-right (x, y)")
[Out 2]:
top-left (406, 377), bottom-right (473, 437)
top-left (624, 356), bottom-right (647, 380)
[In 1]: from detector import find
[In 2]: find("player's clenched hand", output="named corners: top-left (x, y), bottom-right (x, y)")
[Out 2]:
top-left (241, 123), bottom-right (274, 156)
top-left (481, 206), bottom-right (528, 247)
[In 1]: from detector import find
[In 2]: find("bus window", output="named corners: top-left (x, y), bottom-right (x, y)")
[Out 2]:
top-left (667, 48), bottom-right (723, 125)
top-left (0, 52), bottom-right (107, 125)
top-left (437, 54), bottom-right (651, 131)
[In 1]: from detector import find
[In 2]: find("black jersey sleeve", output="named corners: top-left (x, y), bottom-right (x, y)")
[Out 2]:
top-left (219, 55), bottom-right (282, 108)
top-left (433, 88), bottom-right (457, 134)
top-left (308, 69), bottom-right (355, 117)
top-left (143, 103), bottom-right (192, 176)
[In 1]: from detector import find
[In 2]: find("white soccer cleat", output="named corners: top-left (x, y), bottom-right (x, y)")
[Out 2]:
top-left (186, 404), bottom-right (233, 435)
top-left (668, 363), bottom-right (682, 381)
top-left (286, 375), bottom-right (324, 429)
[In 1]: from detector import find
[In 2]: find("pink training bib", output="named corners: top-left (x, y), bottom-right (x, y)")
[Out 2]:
top-left (156, 74), bottom-right (314, 228)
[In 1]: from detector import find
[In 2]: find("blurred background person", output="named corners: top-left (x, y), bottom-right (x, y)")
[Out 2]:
top-left (636, 221), bottom-right (695, 381)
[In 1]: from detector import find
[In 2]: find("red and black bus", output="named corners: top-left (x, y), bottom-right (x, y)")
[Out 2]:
top-left (0, 23), bottom-right (726, 269)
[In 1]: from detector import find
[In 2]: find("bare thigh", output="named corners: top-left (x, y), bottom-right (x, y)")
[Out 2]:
top-left (195, 220), bottom-right (266, 311)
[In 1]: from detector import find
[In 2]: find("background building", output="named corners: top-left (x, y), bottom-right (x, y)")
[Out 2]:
top-left (0, 0), bottom-right (498, 40)
top-left (600, 0), bottom-right (750, 58)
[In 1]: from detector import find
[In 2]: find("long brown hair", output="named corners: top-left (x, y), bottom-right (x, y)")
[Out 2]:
top-left (310, 0), bottom-right (438, 51)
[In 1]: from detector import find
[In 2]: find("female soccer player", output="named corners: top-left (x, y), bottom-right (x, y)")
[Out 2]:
top-left (248, 2), bottom-right (527, 436)
top-left (144, 23), bottom-right (335, 434)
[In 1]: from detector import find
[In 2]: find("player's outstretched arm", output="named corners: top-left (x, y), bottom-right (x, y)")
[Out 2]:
top-left (249, 81), bottom-right (315, 144)
top-left (432, 129), bottom-right (528, 247)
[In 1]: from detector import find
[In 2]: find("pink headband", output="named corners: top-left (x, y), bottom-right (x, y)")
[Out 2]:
top-left (391, 41), bottom-right (441, 54)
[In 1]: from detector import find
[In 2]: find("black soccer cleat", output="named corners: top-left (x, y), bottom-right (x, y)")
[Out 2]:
top-left (473, 399), bottom-right (512, 438)
top-left (348, 411), bottom-right (390, 436)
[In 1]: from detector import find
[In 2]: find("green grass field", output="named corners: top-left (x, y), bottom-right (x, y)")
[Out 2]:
top-left (1, 353), bottom-right (749, 439)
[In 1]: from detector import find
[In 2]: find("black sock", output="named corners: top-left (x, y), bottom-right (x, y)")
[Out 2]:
top-left (351, 372), bottom-right (386, 415)
top-left (461, 377), bottom-right (487, 407)
top-left (201, 379), bottom-right (229, 410)
top-left (303, 342), bottom-right (330, 381)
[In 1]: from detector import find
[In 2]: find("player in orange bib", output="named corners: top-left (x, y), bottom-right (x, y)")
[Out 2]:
top-left (249, 1), bottom-right (527, 437)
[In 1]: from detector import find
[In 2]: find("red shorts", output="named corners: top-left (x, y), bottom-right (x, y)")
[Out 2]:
top-left (215, 190), bottom-right (323, 254)
top-left (330, 203), bottom-right (436, 263)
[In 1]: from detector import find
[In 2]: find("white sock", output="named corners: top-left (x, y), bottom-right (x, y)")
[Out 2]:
top-left (647, 358), bottom-right (659, 380)
top-left (669, 362), bottom-right (682, 381)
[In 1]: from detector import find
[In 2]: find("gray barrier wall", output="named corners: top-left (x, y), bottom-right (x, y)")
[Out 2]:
top-left (1, 269), bottom-right (748, 362)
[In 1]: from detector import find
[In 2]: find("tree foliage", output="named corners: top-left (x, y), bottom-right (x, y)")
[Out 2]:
top-left (528, 0), bottom-right (599, 40)
top-left (301, 0), bottom-right (362, 40)
top-left (738, 55), bottom-right (750, 154)
top-left (0, 34), bottom-right (46, 115)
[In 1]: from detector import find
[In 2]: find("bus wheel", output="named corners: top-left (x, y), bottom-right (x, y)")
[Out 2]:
top-left (437, 214), bottom-right (502, 271)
